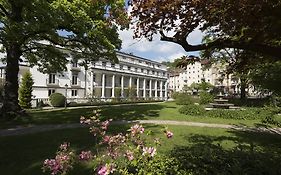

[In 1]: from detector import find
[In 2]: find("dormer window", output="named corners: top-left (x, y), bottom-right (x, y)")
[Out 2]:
top-left (102, 62), bottom-right (107, 67)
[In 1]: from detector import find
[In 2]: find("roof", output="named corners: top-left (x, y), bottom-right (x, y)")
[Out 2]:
top-left (116, 51), bottom-right (165, 66)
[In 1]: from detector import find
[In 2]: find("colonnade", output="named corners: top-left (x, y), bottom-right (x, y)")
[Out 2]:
top-left (92, 72), bottom-right (168, 99)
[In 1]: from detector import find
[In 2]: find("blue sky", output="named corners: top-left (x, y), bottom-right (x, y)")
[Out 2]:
top-left (118, 28), bottom-right (203, 62)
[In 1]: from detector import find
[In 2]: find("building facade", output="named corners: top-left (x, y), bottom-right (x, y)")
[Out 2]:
top-left (0, 51), bottom-right (168, 102)
top-left (168, 60), bottom-right (239, 94)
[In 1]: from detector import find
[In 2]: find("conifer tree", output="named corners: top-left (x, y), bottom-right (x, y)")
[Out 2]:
top-left (19, 72), bottom-right (34, 109)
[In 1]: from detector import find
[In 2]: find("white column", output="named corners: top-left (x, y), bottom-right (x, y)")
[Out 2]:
top-left (160, 81), bottom-right (163, 98)
top-left (165, 81), bottom-right (168, 99)
top-left (143, 78), bottom-right (146, 98)
top-left (111, 74), bottom-right (115, 98)
top-left (173, 76), bottom-right (176, 91)
top-left (149, 79), bottom-right (152, 97)
top-left (129, 76), bottom-right (132, 87)
top-left (136, 77), bottom-right (139, 97)
top-left (101, 73), bottom-right (105, 98)
top-left (154, 80), bottom-right (158, 97)
top-left (90, 71), bottom-right (94, 97)
top-left (121, 75), bottom-right (124, 97)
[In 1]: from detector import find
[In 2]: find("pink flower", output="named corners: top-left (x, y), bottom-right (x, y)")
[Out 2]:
top-left (101, 120), bottom-right (110, 130)
top-left (98, 165), bottom-right (108, 175)
top-left (124, 150), bottom-right (134, 161)
top-left (165, 131), bottom-right (173, 139)
top-left (142, 147), bottom-right (157, 157)
top-left (90, 127), bottom-right (100, 136)
top-left (130, 124), bottom-right (145, 136)
top-left (59, 142), bottom-right (69, 151)
top-left (97, 164), bottom-right (115, 175)
top-left (79, 151), bottom-right (93, 161)
top-left (102, 135), bottom-right (111, 144)
top-left (80, 116), bottom-right (92, 125)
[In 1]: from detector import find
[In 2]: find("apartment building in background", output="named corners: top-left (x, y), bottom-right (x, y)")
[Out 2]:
top-left (168, 58), bottom-right (240, 95)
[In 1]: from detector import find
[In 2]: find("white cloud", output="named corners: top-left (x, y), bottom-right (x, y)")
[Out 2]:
top-left (118, 27), bottom-right (204, 62)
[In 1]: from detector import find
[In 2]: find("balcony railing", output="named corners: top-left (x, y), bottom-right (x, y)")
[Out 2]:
top-left (46, 79), bottom-right (59, 86)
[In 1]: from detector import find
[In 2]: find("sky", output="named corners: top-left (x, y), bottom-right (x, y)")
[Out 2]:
top-left (118, 2), bottom-right (204, 63)
top-left (118, 28), bottom-right (204, 63)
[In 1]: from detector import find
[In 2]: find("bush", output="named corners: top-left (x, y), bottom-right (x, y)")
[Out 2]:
top-left (171, 92), bottom-right (180, 99)
top-left (199, 91), bottom-right (214, 104)
top-left (228, 97), bottom-right (271, 107)
top-left (49, 93), bottom-right (66, 107)
top-left (179, 104), bottom-right (205, 116)
top-left (175, 93), bottom-right (194, 105)
top-left (205, 107), bottom-right (280, 120)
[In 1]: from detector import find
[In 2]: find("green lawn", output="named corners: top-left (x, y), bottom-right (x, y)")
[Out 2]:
top-left (0, 102), bottom-right (269, 129)
top-left (1, 124), bottom-right (281, 175)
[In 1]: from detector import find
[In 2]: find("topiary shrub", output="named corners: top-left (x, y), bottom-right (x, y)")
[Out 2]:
top-left (19, 71), bottom-right (34, 109)
top-left (49, 93), bottom-right (66, 107)
top-left (175, 93), bottom-right (194, 105)
top-left (179, 104), bottom-right (205, 116)
top-left (199, 91), bottom-right (214, 104)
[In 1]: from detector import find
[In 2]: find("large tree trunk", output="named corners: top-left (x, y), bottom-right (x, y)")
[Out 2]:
top-left (0, 44), bottom-right (23, 119)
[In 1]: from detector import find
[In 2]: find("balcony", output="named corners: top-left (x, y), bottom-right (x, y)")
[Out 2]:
top-left (70, 66), bottom-right (81, 72)
top-left (46, 79), bottom-right (59, 86)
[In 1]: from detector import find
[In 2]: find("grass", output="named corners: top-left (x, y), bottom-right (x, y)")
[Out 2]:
top-left (0, 101), bottom-right (271, 129)
top-left (1, 124), bottom-right (281, 175)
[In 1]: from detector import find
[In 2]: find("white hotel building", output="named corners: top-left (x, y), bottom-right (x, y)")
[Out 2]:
top-left (0, 51), bottom-right (168, 102)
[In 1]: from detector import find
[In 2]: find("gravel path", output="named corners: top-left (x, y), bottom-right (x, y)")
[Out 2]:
top-left (1, 120), bottom-right (281, 137)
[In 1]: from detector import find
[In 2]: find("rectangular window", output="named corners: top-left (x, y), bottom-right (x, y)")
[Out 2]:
top-left (48, 74), bottom-right (56, 84)
top-left (127, 66), bottom-right (131, 70)
top-left (93, 74), bottom-right (96, 82)
top-left (111, 63), bottom-right (115, 68)
top-left (72, 74), bottom-right (78, 85)
top-left (71, 90), bottom-right (78, 96)
top-left (120, 65), bottom-right (123, 70)
top-left (48, 89), bottom-right (55, 96)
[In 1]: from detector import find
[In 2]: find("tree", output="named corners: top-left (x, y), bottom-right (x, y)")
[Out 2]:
top-left (130, 0), bottom-right (281, 58)
top-left (250, 61), bottom-right (281, 95)
top-left (19, 71), bottom-right (34, 109)
top-left (190, 83), bottom-right (200, 92)
top-left (0, 0), bottom-right (128, 119)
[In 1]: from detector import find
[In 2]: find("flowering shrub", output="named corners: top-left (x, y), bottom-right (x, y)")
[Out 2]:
top-left (43, 110), bottom-right (175, 175)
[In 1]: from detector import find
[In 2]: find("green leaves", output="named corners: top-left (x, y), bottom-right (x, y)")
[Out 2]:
top-left (0, 0), bottom-right (128, 73)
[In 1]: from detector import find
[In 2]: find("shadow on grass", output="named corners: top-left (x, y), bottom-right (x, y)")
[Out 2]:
top-left (170, 130), bottom-right (281, 175)
top-left (0, 104), bottom-right (165, 128)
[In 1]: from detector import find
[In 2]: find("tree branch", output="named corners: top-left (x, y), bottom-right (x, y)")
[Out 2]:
top-left (160, 35), bottom-right (281, 59)
top-left (0, 4), bottom-right (9, 17)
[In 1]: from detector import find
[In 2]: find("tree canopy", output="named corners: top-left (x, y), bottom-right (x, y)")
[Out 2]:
top-left (0, 0), bottom-right (128, 118)
top-left (130, 0), bottom-right (281, 58)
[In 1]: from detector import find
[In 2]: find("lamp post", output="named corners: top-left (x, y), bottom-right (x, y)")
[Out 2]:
top-left (64, 84), bottom-right (68, 109)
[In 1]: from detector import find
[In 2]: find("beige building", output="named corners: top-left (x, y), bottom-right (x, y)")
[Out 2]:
top-left (168, 58), bottom-right (239, 94)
